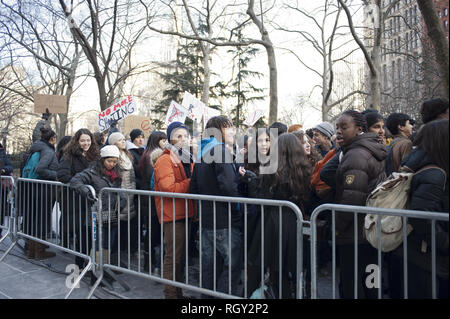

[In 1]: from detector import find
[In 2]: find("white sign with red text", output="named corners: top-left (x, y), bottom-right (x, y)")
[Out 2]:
top-left (98, 96), bottom-right (136, 132)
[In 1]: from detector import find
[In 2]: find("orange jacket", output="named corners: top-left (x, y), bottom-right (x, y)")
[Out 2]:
top-left (311, 148), bottom-right (338, 191)
top-left (153, 148), bottom-right (195, 223)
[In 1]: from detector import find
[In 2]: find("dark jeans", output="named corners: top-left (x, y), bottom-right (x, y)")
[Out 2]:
top-left (201, 227), bottom-right (242, 297)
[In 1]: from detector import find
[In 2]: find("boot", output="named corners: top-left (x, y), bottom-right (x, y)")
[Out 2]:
top-left (34, 242), bottom-right (56, 260)
top-left (27, 240), bottom-right (35, 259)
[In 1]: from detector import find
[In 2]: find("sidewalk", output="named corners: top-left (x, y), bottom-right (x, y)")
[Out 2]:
top-left (0, 236), bottom-right (167, 299)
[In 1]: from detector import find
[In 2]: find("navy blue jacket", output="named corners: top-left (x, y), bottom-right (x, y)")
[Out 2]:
top-left (189, 138), bottom-right (240, 230)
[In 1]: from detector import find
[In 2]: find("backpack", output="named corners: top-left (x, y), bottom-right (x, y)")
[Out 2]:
top-left (364, 165), bottom-right (441, 252)
top-left (21, 152), bottom-right (41, 179)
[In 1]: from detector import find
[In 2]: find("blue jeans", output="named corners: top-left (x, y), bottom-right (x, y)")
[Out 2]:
top-left (95, 225), bottom-right (118, 251)
top-left (201, 227), bottom-right (242, 296)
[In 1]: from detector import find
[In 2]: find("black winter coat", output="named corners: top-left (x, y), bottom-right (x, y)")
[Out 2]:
top-left (70, 166), bottom-right (125, 224)
top-left (57, 149), bottom-right (93, 184)
top-left (245, 171), bottom-right (305, 273)
top-left (397, 147), bottom-right (449, 278)
top-left (128, 144), bottom-right (145, 189)
top-left (190, 141), bottom-right (240, 230)
top-left (335, 133), bottom-right (387, 245)
top-left (27, 140), bottom-right (58, 181)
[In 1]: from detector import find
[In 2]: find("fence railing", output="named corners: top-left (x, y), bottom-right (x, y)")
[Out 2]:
top-left (2, 176), bottom-right (448, 299)
top-left (309, 204), bottom-right (449, 299)
top-left (89, 187), bottom-right (306, 299)
top-left (0, 175), bottom-right (15, 246)
top-left (0, 177), bottom-right (98, 299)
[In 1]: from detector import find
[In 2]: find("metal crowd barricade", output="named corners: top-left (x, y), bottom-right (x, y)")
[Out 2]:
top-left (2, 177), bottom-right (98, 299)
top-left (89, 188), bottom-right (305, 299)
top-left (309, 204), bottom-right (449, 299)
top-left (0, 175), bottom-right (15, 247)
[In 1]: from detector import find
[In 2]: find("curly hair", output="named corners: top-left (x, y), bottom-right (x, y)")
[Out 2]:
top-left (64, 128), bottom-right (99, 162)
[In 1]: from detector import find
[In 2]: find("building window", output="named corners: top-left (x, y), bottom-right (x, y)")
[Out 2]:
top-left (444, 20), bottom-right (449, 29)
top-left (445, 8), bottom-right (448, 17)
top-left (439, 11), bottom-right (442, 18)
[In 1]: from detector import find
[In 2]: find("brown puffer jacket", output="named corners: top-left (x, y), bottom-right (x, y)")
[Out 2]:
top-left (335, 132), bottom-right (387, 245)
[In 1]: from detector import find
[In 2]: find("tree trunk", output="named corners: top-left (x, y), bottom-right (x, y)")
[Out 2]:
top-left (266, 42), bottom-right (278, 124)
top-left (201, 44), bottom-right (211, 105)
top-left (416, 0), bottom-right (449, 99)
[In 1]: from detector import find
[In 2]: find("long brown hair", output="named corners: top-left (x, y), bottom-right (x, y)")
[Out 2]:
top-left (64, 128), bottom-right (99, 162)
top-left (291, 130), bottom-right (322, 167)
top-left (413, 119), bottom-right (449, 177)
top-left (262, 133), bottom-right (312, 205)
top-left (244, 127), bottom-right (270, 174)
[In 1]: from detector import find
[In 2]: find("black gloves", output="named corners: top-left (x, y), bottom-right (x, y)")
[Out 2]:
top-left (78, 185), bottom-right (97, 204)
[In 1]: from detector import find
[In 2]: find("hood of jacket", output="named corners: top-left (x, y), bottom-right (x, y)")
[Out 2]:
top-left (150, 148), bottom-right (164, 166)
top-left (29, 139), bottom-right (55, 154)
top-left (126, 140), bottom-right (145, 151)
top-left (343, 132), bottom-right (387, 162)
top-left (199, 137), bottom-right (223, 159)
top-left (401, 147), bottom-right (433, 172)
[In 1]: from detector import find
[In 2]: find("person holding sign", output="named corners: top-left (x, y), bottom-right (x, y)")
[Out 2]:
top-left (153, 122), bottom-right (195, 299)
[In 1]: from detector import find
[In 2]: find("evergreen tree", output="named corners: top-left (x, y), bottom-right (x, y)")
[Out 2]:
top-left (214, 28), bottom-right (266, 128)
top-left (151, 39), bottom-right (204, 129)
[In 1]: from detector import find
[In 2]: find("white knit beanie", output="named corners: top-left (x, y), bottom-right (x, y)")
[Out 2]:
top-left (108, 132), bottom-right (125, 146)
top-left (100, 145), bottom-right (120, 158)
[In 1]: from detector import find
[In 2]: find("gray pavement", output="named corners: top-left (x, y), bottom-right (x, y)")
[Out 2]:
top-left (0, 235), bottom-right (334, 299)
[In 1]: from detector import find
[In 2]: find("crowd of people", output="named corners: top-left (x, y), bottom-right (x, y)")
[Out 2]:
top-left (0, 98), bottom-right (448, 299)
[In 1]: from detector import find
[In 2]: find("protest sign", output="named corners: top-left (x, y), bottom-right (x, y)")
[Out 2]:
top-left (98, 96), bottom-right (136, 132)
top-left (182, 92), bottom-right (205, 121)
top-left (34, 94), bottom-right (67, 114)
top-left (166, 101), bottom-right (188, 126)
top-left (203, 106), bottom-right (221, 129)
top-left (124, 115), bottom-right (152, 138)
top-left (243, 109), bottom-right (264, 126)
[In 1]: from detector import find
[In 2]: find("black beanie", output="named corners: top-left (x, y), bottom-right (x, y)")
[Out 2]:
top-left (130, 129), bottom-right (144, 143)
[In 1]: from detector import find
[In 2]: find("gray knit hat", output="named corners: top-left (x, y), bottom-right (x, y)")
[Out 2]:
top-left (314, 122), bottom-right (334, 139)
top-left (108, 132), bottom-right (125, 146)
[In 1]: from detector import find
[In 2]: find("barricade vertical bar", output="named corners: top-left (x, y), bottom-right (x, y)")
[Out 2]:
top-left (244, 203), bottom-right (248, 298)
top-left (228, 202), bottom-right (231, 295)
top-left (172, 197), bottom-right (176, 284)
top-left (85, 194), bottom-right (89, 263)
top-left (261, 205), bottom-right (264, 299)
top-left (403, 215), bottom-right (408, 299)
top-left (354, 212), bottom-right (358, 299)
top-left (213, 200), bottom-right (216, 292)
top-left (279, 205), bottom-right (282, 299)
top-left (118, 193), bottom-right (121, 267)
top-left (127, 195), bottom-right (131, 269)
top-left (185, 199), bottom-right (188, 285)
top-left (72, 191), bottom-right (75, 249)
top-left (148, 194), bottom-right (151, 275)
top-left (40, 184), bottom-right (43, 240)
top-left (199, 200), bottom-right (202, 288)
top-left (297, 207), bottom-right (303, 299)
top-left (160, 197), bottom-right (164, 278)
top-left (138, 195), bottom-right (141, 272)
top-left (128, 195), bottom-right (131, 270)
top-left (332, 209), bottom-right (336, 299)
top-left (377, 214), bottom-right (382, 299)
top-left (310, 212), bottom-right (317, 299)
top-left (431, 220), bottom-right (436, 299)
top-left (108, 193), bottom-right (112, 265)
top-left (79, 194), bottom-right (82, 253)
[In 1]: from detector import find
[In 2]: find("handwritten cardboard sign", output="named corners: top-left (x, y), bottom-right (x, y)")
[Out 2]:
top-left (34, 94), bottom-right (67, 114)
top-left (124, 115), bottom-right (152, 138)
top-left (98, 96), bottom-right (136, 132)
